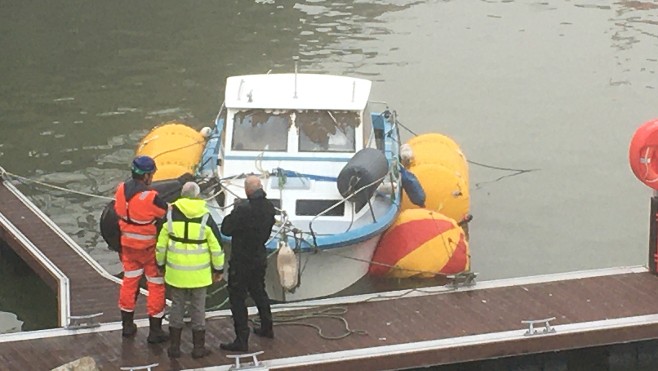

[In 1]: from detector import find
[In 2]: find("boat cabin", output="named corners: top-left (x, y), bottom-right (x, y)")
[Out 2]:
top-left (213, 74), bottom-right (391, 234)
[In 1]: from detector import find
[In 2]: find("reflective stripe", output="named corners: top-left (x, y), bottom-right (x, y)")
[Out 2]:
top-left (166, 262), bottom-right (211, 271)
top-left (138, 191), bottom-right (150, 200)
top-left (167, 246), bottom-right (210, 255)
top-left (119, 307), bottom-right (135, 312)
top-left (151, 310), bottom-right (165, 318)
top-left (211, 251), bottom-right (223, 257)
top-left (166, 208), bottom-right (176, 253)
top-left (145, 275), bottom-right (164, 284)
top-left (166, 208), bottom-right (174, 236)
top-left (119, 215), bottom-right (154, 225)
top-left (124, 268), bottom-right (144, 278)
top-left (197, 214), bottom-right (209, 250)
top-left (122, 232), bottom-right (157, 240)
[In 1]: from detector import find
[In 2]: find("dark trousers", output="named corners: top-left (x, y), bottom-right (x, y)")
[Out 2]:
top-left (227, 260), bottom-right (272, 338)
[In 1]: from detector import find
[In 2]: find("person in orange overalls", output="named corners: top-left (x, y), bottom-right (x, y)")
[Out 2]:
top-left (114, 155), bottom-right (169, 343)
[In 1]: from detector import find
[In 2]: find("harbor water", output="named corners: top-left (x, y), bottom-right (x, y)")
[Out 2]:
top-left (1, 1), bottom-right (658, 343)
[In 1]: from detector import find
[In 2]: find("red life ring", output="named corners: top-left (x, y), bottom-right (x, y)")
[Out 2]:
top-left (629, 118), bottom-right (658, 190)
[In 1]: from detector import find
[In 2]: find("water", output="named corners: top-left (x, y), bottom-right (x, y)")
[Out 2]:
top-left (1, 0), bottom-right (657, 334)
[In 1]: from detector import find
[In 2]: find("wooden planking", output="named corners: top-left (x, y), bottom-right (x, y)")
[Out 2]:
top-left (3, 271), bottom-right (658, 370)
top-left (0, 182), bottom-right (148, 323)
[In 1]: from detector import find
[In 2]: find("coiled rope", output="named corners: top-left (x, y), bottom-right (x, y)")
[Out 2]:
top-left (252, 306), bottom-right (368, 340)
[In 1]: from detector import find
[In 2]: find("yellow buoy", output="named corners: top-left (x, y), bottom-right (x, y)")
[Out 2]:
top-left (406, 133), bottom-right (469, 187)
top-left (136, 121), bottom-right (206, 181)
top-left (400, 133), bottom-right (470, 222)
top-left (401, 163), bottom-right (470, 222)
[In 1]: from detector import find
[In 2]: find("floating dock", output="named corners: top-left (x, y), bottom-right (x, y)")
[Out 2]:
top-left (1, 177), bottom-right (658, 370)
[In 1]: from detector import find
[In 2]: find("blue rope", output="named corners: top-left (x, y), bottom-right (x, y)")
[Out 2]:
top-left (272, 168), bottom-right (337, 182)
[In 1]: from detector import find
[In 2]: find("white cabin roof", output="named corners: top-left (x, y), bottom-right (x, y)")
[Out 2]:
top-left (224, 73), bottom-right (372, 111)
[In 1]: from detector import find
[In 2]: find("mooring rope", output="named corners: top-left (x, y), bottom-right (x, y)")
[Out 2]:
top-left (1, 169), bottom-right (114, 200)
top-left (394, 117), bottom-right (538, 178)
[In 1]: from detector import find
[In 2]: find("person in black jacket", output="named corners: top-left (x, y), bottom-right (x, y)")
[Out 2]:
top-left (220, 175), bottom-right (276, 352)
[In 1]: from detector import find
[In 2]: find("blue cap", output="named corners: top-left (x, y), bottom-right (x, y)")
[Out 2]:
top-left (131, 155), bottom-right (157, 175)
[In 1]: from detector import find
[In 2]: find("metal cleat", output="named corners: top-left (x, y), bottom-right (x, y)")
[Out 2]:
top-left (120, 363), bottom-right (159, 371)
top-left (522, 317), bottom-right (557, 336)
top-left (227, 351), bottom-right (268, 370)
top-left (66, 313), bottom-right (103, 329)
top-left (446, 272), bottom-right (477, 289)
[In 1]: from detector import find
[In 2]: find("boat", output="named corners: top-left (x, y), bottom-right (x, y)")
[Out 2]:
top-left (195, 73), bottom-right (403, 302)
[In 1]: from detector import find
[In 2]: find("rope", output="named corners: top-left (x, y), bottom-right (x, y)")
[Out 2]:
top-left (394, 118), bottom-right (537, 180)
top-left (251, 306), bottom-right (368, 340)
top-left (320, 248), bottom-right (455, 277)
top-left (149, 139), bottom-right (207, 161)
top-left (2, 170), bottom-right (114, 200)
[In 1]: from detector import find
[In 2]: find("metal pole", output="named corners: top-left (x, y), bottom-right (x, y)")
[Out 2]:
top-left (650, 191), bottom-right (658, 274)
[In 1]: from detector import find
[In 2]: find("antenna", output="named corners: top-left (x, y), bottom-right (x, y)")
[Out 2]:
top-left (237, 79), bottom-right (244, 101)
top-left (293, 56), bottom-right (299, 99)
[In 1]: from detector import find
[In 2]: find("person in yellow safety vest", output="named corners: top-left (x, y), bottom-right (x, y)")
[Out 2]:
top-left (155, 181), bottom-right (225, 359)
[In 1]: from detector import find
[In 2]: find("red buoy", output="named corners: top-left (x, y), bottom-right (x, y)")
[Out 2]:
top-left (629, 118), bottom-right (658, 190)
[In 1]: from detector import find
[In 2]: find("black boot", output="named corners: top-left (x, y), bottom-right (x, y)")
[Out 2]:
top-left (167, 327), bottom-right (182, 358)
top-left (253, 326), bottom-right (274, 338)
top-left (147, 316), bottom-right (169, 344)
top-left (191, 329), bottom-right (211, 359)
top-left (121, 310), bottom-right (137, 338)
top-left (253, 306), bottom-right (274, 338)
top-left (220, 330), bottom-right (249, 352)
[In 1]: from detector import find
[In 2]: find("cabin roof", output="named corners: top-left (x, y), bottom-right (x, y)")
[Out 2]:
top-left (224, 73), bottom-right (372, 111)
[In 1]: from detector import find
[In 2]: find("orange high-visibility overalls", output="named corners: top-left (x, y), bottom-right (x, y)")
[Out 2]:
top-left (114, 181), bottom-right (167, 317)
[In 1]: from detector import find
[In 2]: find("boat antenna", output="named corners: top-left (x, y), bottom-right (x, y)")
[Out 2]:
top-left (237, 79), bottom-right (244, 101)
top-left (293, 56), bottom-right (299, 99)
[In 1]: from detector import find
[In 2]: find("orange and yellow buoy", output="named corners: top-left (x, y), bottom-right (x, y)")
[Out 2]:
top-left (136, 121), bottom-right (207, 181)
top-left (369, 208), bottom-right (470, 279)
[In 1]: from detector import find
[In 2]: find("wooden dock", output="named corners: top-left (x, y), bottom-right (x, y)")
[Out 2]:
top-left (2, 177), bottom-right (658, 370)
top-left (0, 177), bottom-right (148, 327)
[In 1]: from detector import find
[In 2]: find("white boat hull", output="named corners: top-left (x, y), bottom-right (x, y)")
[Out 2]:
top-left (264, 234), bottom-right (382, 302)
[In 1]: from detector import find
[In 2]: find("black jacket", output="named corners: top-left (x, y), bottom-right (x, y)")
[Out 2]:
top-left (221, 189), bottom-right (276, 264)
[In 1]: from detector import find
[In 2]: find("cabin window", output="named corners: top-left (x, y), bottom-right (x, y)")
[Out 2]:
top-left (231, 109), bottom-right (290, 151)
top-left (296, 110), bottom-right (358, 152)
top-left (296, 199), bottom-right (344, 216)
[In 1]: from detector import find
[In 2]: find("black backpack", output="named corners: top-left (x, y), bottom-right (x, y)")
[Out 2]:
top-left (100, 200), bottom-right (121, 252)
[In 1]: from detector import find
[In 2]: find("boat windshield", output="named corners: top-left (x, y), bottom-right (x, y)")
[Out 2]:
top-left (296, 110), bottom-right (359, 152)
top-left (231, 109), bottom-right (291, 151)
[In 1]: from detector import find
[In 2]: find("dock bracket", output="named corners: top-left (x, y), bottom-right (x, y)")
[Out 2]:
top-left (227, 351), bottom-right (268, 370)
top-left (120, 363), bottom-right (159, 371)
top-left (66, 312), bottom-right (103, 329)
top-left (447, 271), bottom-right (477, 289)
top-left (522, 317), bottom-right (557, 336)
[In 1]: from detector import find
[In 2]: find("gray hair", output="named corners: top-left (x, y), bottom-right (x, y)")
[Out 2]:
top-left (181, 181), bottom-right (201, 198)
top-left (400, 144), bottom-right (414, 168)
top-left (244, 175), bottom-right (262, 197)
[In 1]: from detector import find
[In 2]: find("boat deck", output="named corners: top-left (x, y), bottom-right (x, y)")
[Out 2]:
top-left (2, 177), bottom-right (658, 370)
